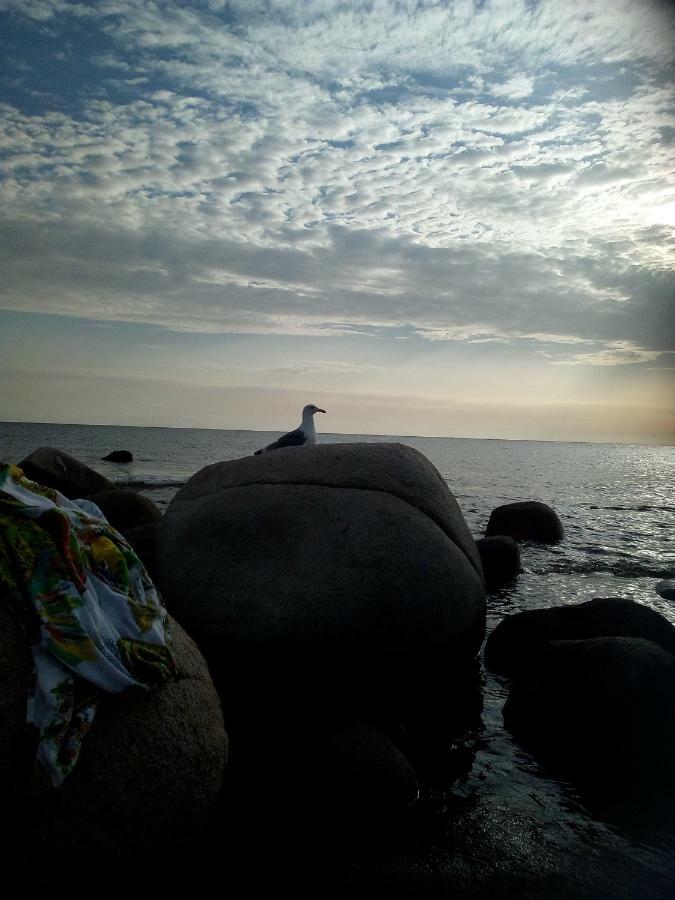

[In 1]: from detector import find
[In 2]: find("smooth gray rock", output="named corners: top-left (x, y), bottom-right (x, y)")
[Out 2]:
top-left (173, 441), bottom-right (482, 574)
top-left (485, 596), bottom-right (675, 675)
top-left (158, 443), bottom-right (486, 709)
top-left (485, 500), bottom-right (564, 543)
top-left (19, 446), bottom-right (113, 499)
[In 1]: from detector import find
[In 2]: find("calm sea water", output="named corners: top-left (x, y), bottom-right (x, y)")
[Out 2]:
top-left (1, 420), bottom-right (674, 891)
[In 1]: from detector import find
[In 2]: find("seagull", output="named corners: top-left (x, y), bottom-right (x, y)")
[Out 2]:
top-left (254, 404), bottom-right (326, 454)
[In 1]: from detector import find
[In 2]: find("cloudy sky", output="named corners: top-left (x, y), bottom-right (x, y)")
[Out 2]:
top-left (0, 0), bottom-right (673, 442)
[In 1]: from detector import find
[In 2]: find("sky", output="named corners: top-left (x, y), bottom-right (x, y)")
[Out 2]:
top-left (0, 0), bottom-right (673, 443)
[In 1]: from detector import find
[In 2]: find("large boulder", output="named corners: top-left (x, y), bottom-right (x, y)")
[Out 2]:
top-left (475, 536), bottom-right (520, 590)
top-left (86, 488), bottom-right (162, 532)
top-left (485, 596), bottom-right (675, 675)
top-left (503, 636), bottom-right (675, 790)
top-left (485, 500), bottom-right (563, 543)
top-left (1, 592), bottom-right (227, 870)
top-left (158, 443), bottom-right (486, 714)
top-left (18, 446), bottom-right (113, 499)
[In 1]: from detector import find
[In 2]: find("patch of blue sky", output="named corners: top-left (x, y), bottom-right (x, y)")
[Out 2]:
top-left (0, 11), bottom-right (162, 116)
top-left (325, 139), bottom-right (355, 149)
top-left (405, 69), bottom-right (482, 96)
top-left (534, 63), bottom-right (646, 105)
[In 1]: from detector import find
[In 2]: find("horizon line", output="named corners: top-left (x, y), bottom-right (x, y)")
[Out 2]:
top-left (1, 420), bottom-right (673, 449)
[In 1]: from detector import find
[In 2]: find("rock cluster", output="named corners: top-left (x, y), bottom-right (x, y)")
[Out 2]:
top-left (10, 440), bottom-right (672, 892)
top-left (7, 442), bottom-right (488, 847)
top-left (486, 597), bottom-right (675, 796)
top-left (477, 500), bottom-right (561, 591)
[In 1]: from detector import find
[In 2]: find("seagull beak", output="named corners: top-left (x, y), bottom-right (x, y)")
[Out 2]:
top-left (317, 408), bottom-right (326, 414)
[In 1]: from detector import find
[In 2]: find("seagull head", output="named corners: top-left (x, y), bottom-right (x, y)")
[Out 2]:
top-left (303, 404), bottom-right (326, 416)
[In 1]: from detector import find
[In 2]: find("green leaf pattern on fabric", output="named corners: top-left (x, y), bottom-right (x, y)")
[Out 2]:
top-left (0, 463), bottom-right (177, 786)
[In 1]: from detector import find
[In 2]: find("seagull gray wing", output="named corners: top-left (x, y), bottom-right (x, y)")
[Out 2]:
top-left (254, 427), bottom-right (306, 454)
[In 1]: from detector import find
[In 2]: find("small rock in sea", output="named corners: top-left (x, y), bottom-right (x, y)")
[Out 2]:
top-left (485, 500), bottom-right (564, 543)
top-left (102, 450), bottom-right (133, 463)
top-left (475, 535), bottom-right (520, 590)
top-left (485, 596), bottom-right (675, 676)
top-left (655, 578), bottom-right (675, 602)
top-left (503, 635), bottom-right (675, 792)
top-left (86, 488), bottom-right (161, 532)
top-left (19, 446), bottom-right (113, 499)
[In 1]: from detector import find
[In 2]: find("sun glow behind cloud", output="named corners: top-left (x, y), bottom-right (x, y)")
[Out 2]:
top-left (0, 0), bottom-right (673, 441)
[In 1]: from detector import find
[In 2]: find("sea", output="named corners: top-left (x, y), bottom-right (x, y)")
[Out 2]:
top-left (1, 420), bottom-right (674, 893)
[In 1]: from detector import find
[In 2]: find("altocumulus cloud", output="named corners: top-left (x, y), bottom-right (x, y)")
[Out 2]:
top-left (0, 0), bottom-right (674, 368)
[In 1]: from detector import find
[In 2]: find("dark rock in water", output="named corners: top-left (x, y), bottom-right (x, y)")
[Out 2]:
top-left (0, 592), bottom-right (227, 867)
top-left (475, 536), bottom-right (520, 590)
top-left (503, 636), bottom-right (675, 791)
top-left (655, 578), bottom-right (675, 602)
top-left (485, 500), bottom-right (563, 543)
top-left (158, 442), bottom-right (486, 717)
top-left (485, 596), bottom-right (675, 675)
top-left (102, 450), bottom-right (133, 463)
top-left (121, 522), bottom-right (159, 581)
top-left (19, 446), bottom-right (113, 499)
top-left (86, 488), bottom-right (161, 532)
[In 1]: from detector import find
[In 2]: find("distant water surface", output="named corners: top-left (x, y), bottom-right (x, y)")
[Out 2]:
top-left (1, 420), bottom-right (674, 892)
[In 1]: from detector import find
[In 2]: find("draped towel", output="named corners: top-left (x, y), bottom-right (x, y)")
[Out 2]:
top-left (0, 463), bottom-right (176, 786)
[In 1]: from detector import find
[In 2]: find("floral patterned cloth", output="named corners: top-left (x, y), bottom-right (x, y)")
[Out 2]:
top-left (0, 463), bottom-right (176, 786)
